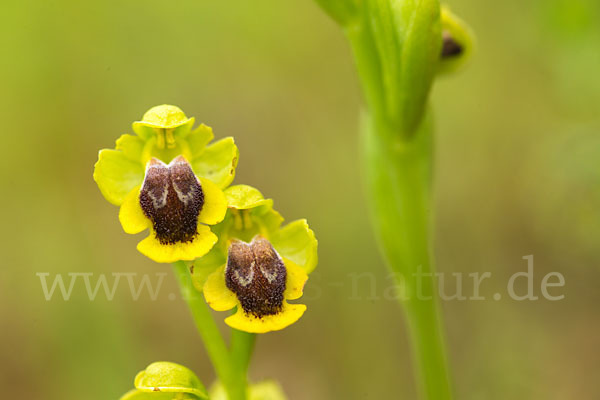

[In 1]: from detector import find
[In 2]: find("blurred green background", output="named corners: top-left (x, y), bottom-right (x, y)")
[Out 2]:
top-left (1, 0), bottom-right (599, 398)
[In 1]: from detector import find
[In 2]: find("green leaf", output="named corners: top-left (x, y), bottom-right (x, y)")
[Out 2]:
top-left (133, 362), bottom-right (208, 399)
top-left (270, 219), bottom-right (318, 273)
top-left (365, 0), bottom-right (403, 122)
top-left (93, 148), bottom-right (144, 206)
top-left (361, 0), bottom-right (442, 135)
top-left (192, 137), bottom-right (239, 189)
top-left (394, 0), bottom-right (442, 133)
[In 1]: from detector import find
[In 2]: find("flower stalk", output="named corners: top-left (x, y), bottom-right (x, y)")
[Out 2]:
top-left (173, 261), bottom-right (246, 400)
top-left (230, 329), bottom-right (256, 382)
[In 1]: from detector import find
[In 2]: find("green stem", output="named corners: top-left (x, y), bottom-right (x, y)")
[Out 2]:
top-left (360, 111), bottom-right (452, 400)
top-left (230, 329), bottom-right (256, 384)
top-left (346, 20), bottom-right (453, 400)
top-left (172, 261), bottom-right (246, 400)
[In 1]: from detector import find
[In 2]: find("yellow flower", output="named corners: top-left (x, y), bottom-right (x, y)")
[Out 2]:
top-left (119, 155), bottom-right (227, 263)
top-left (194, 185), bottom-right (317, 333)
top-left (94, 105), bottom-right (238, 263)
top-left (204, 236), bottom-right (309, 333)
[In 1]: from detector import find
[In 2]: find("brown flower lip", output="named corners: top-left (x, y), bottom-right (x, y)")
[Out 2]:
top-left (225, 236), bottom-right (287, 318)
top-left (139, 156), bottom-right (204, 245)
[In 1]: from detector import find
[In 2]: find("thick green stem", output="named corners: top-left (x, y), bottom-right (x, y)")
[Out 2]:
top-left (172, 261), bottom-right (246, 400)
top-left (345, 19), bottom-right (453, 400)
top-left (360, 112), bottom-right (452, 400)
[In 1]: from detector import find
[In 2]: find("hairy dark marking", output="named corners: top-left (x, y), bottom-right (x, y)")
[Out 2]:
top-left (441, 31), bottom-right (463, 58)
top-left (139, 156), bottom-right (204, 245)
top-left (225, 237), bottom-right (286, 318)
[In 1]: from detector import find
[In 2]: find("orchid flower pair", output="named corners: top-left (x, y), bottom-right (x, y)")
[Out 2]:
top-left (94, 105), bottom-right (317, 334)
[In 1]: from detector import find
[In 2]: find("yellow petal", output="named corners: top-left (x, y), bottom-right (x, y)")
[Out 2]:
top-left (203, 265), bottom-right (237, 311)
top-left (224, 302), bottom-right (307, 334)
top-left (198, 178), bottom-right (228, 225)
top-left (283, 258), bottom-right (308, 300)
top-left (137, 225), bottom-right (217, 263)
top-left (119, 186), bottom-right (149, 234)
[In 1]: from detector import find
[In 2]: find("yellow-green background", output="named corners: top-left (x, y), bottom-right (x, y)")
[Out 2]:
top-left (1, 0), bottom-right (599, 398)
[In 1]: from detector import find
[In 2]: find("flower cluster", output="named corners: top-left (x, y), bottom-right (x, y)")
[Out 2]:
top-left (94, 105), bottom-right (317, 333)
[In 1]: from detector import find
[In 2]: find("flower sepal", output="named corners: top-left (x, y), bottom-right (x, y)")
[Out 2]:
top-left (94, 138), bottom-right (146, 206)
top-left (270, 219), bottom-right (318, 274)
top-left (218, 185), bottom-right (284, 244)
top-left (190, 247), bottom-right (227, 292)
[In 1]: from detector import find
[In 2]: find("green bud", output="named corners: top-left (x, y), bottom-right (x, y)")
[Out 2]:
top-left (316, 0), bottom-right (474, 138)
top-left (120, 362), bottom-right (208, 400)
top-left (438, 5), bottom-right (475, 75)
